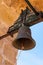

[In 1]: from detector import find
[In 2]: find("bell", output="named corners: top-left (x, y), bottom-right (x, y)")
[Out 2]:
top-left (12, 25), bottom-right (36, 50)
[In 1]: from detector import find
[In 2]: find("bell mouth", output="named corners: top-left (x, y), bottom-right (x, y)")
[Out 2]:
top-left (12, 38), bottom-right (36, 50)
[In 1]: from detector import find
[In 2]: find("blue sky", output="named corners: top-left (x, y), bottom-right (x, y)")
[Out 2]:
top-left (17, 22), bottom-right (43, 65)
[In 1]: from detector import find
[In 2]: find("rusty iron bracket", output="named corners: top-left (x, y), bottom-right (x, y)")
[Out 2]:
top-left (0, 7), bottom-right (43, 40)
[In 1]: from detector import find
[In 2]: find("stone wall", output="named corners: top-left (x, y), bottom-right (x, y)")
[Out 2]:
top-left (0, 1), bottom-right (18, 65)
top-left (0, 20), bottom-right (18, 65)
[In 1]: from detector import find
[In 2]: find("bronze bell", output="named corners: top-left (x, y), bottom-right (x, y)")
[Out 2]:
top-left (12, 25), bottom-right (36, 50)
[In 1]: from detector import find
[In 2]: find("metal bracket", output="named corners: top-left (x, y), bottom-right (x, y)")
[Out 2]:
top-left (0, 7), bottom-right (43, 40)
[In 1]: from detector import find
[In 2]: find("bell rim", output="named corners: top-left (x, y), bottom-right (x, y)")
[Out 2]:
top-left (12, 38), bottom-right (36, 50)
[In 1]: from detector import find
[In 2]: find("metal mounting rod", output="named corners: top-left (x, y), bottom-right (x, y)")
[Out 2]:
top-left (0, 28), bottom-right (19, 40)
top-left (25, 0), bottom-right (39, 16)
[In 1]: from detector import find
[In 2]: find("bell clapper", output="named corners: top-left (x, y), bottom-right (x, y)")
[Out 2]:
top-left (21, 43), bottom-right (24, 50)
